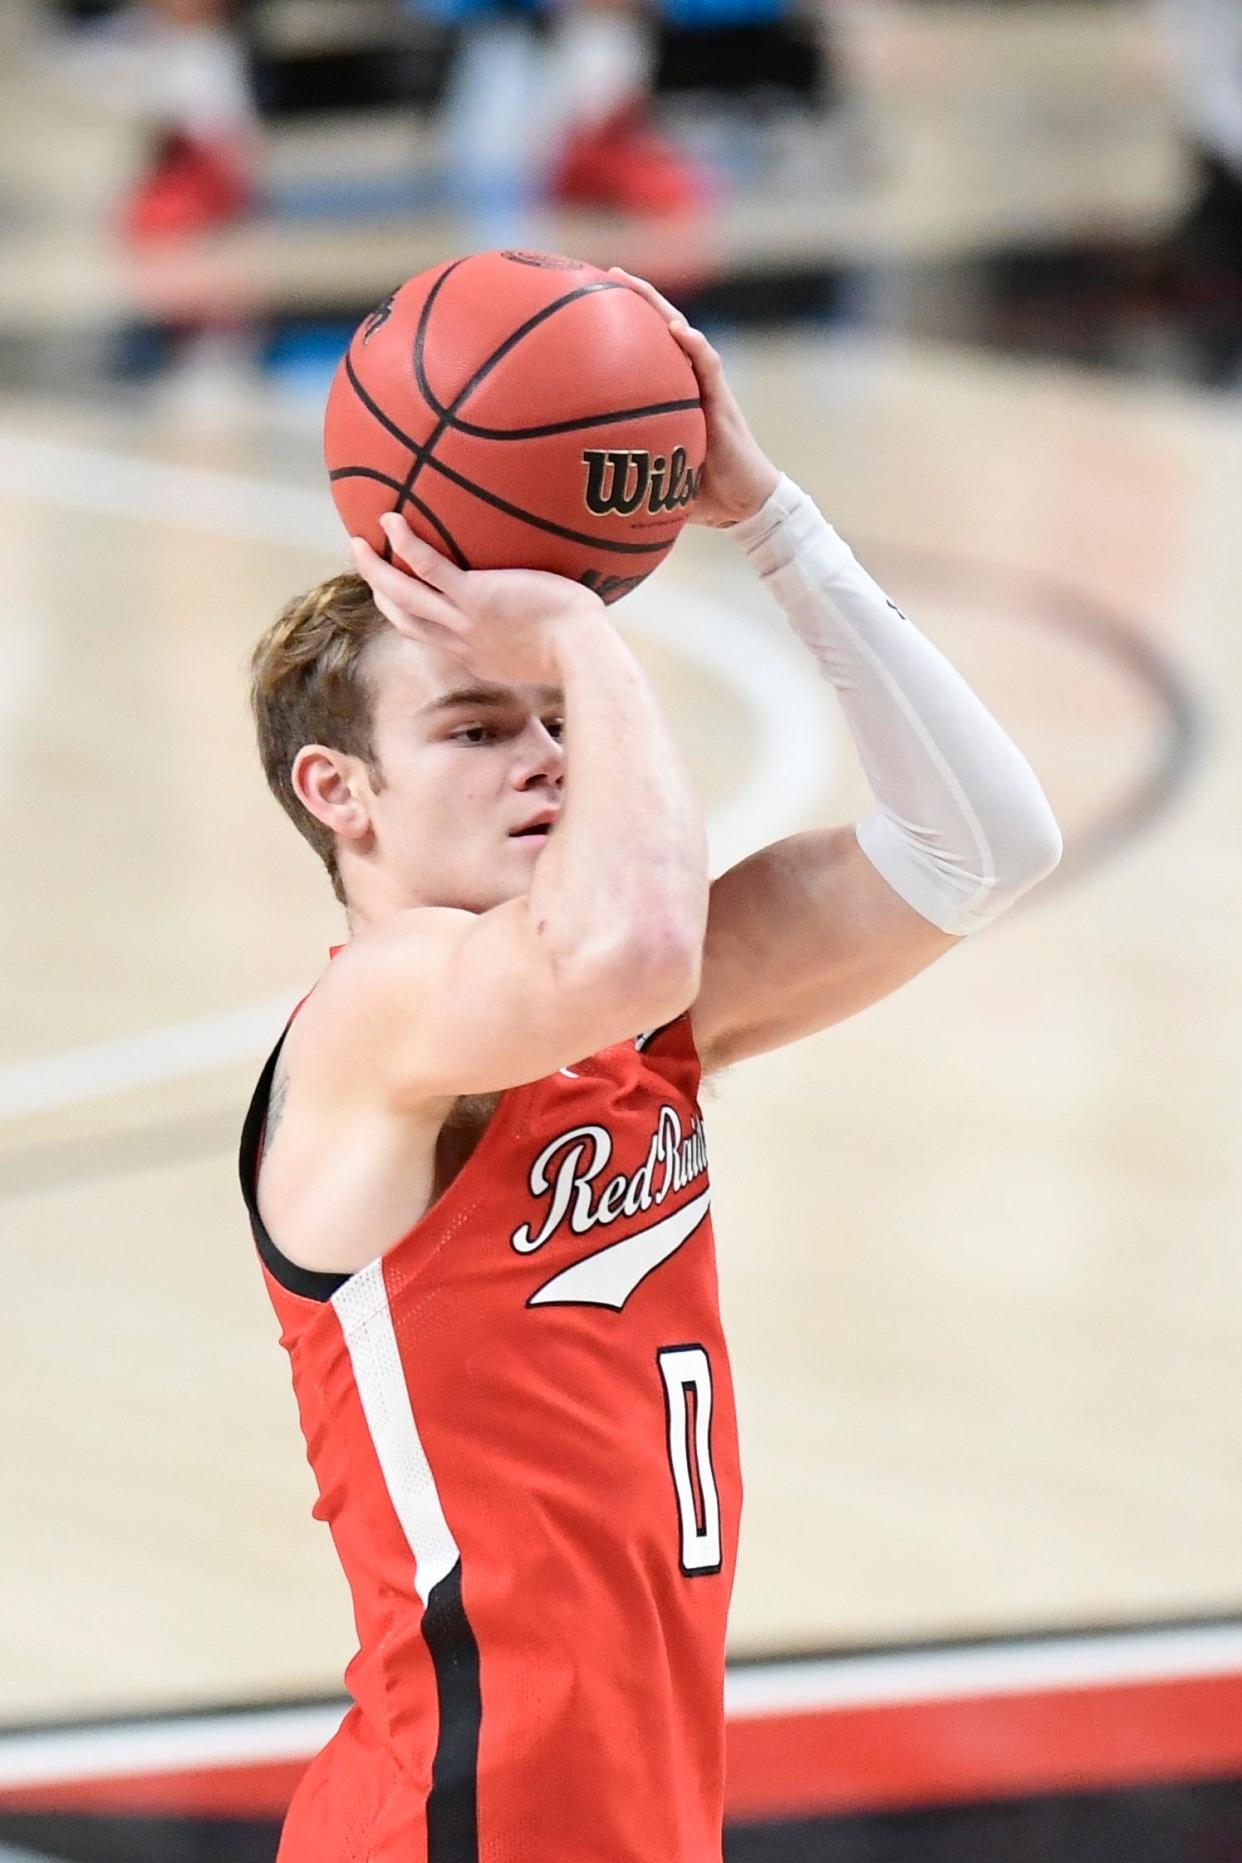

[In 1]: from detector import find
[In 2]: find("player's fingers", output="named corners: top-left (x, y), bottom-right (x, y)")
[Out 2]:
top-left (607, 267), bottom-right (722, 382)
top-left (368, 586), bottom-right (416, 636)
top-left (608, 266), bottom-right (685, 329)
top-left (367, 580), bottom-right (464, 650)
top-left (673, 319), bottom-right (722, 378)
top-left (379, 510), bottom-right (465, 597)
top-left (350, 537), bottom-right (461, 634)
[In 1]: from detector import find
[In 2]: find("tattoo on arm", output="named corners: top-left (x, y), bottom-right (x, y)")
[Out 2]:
top-left (266, 1061), bottom-right (290, 1143)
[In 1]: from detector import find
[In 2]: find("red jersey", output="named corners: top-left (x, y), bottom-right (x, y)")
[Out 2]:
top-left (239, 973), bottom-right (742, 1863)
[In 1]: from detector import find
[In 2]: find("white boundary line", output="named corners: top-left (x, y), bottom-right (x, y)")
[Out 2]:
top-left (0, 431), bottom-right (835, 1123)
top-left (0, 1704), bottom-right (348, 1792)
top-left (725, 1620), bottom-right (1242, 1716)
top-left (1, 1624), bottom-right (1241, 1788)
top-left (0, 995), bottom-right (302, 1123)
top-left (0, 433), bottom-right (336, 553)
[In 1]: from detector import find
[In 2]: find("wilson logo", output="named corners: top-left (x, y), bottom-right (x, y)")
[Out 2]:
top-left (582, 447), bottom-right (701, 519)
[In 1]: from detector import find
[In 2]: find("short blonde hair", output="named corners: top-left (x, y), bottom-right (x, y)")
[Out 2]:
top-left (249, 572), bottom-right (389, 904)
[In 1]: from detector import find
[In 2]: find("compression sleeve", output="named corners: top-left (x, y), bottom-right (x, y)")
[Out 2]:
top-left (731, 475), bottom-right (1063, 935)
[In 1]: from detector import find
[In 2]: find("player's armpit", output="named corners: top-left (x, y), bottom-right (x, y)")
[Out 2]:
top-left (303, 900), bottom-right (701, 1105)
top-left (690, 827), bottom-right (961, 1074)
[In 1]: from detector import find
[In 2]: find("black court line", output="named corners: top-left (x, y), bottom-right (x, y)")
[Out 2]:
top-left (860, 541), bottom-right (1207, 904)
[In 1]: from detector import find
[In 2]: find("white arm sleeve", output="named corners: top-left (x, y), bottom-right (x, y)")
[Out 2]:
top-left (731, 475), bottom-right (1063, 935)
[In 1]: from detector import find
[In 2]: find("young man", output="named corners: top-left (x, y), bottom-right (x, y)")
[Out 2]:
top-left (240, 274), bottom-right (1062, 1863)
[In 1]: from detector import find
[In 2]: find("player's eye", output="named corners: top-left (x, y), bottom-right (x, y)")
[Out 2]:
top-left (544, 716), bottom-right (565, 741)
top-left (452, 723), bottom-right (496, 745)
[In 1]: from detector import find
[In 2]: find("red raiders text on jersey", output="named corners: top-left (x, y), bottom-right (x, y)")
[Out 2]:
top-left (238, 980), bottom-right (742, 1863)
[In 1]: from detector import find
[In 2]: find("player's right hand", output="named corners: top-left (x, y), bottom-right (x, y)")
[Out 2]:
top-left (350, 511), bottom-right (606, 688)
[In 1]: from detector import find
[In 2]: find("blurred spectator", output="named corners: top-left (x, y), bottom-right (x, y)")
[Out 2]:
top-left (49, 0), bottom-right (835, 234)
top-left (51, 0), bottom-right (258, 240)
top-left (422, 0), bottom-right (713, 215)
top-left (431, 0), bottom-right (838, 216)
top-left (122, 0), bottom-right (257, 242)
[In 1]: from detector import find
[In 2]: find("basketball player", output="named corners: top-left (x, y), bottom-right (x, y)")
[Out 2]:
top-left (241, 272), bottom-right (1062, 1863)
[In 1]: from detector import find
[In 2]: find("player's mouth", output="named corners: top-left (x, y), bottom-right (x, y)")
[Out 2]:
top-left (510, 810), bottom-right (559, 840)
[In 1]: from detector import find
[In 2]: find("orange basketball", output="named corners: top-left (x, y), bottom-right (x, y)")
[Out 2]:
top-left (323, 250), bottom-right (706, 605)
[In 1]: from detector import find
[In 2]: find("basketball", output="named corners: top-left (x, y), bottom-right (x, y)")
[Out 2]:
top-left (323, 250), bottom-right (707, 604)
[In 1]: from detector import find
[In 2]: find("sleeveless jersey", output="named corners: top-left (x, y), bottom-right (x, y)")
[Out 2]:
top-left (238, 973), bottom-right (742, 1863)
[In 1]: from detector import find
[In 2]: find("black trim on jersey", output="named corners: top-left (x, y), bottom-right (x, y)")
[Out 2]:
top-left (634, 1017), bottom-right (678, 1053)
top-left (423, 1558), bottom-right (484, 1861)
top-left (241, 1013), bottom-right (688, 1303)
top-left (241, 1045), bottom-right (486, 1854)
top-left (238, 1030), bottom-right (351, 1302)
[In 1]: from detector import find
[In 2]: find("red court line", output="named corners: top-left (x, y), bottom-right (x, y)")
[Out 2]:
top-left (725, 1671), bottom-right (1242, 1816)
top-left (0, 1763), bottom-right (306, 1819)
top-left (4, 1670), bottom-right (1242, 1820)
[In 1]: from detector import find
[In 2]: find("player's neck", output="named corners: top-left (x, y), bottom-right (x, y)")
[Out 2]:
top-left (340, 866), bottom-right (488, 934)
top-left (338, 853), bottom-right (427, 932)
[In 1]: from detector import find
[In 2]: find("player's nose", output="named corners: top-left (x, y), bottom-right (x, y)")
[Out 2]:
top-left (512, 719), bottom-right (565, 789)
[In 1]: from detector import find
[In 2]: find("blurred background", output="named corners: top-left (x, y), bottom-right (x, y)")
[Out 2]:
top-left (2, 0), bottom-right (1241, 1858)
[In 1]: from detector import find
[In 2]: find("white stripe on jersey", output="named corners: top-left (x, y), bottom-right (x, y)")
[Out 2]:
top-left (331, 1262), bottom-right (460, 1605)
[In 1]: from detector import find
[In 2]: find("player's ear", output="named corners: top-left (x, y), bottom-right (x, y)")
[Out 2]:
top-left (292, 744), bottom-right (372, 847)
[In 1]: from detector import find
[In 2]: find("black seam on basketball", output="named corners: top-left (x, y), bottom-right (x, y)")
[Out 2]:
top-left (387, 276), bottom-right (625, 547)
top-left (384, 261), bottom-right (469, 557)
top-left (337, 457), bottom-right (674, 557)
top-left (415, 495), bottom-right (469, 569)
top-left (330, 466), bottom-right (404, 487)
top-left (419, 453), bottom-right (676, 556)
top-left (331, 469), bottom-right (470, 568)
top-left (390, 270), bottom-right (608, 552)
top-left (345, 349), bottom-right (425, 461)
top-left (428, 396), bottom-right (703, 443)
top-left (335, 469), bottom-right (471, 562)
top-left (346, 348), bottom-right (700, 451)
top-left (413, 278), bottom-right (625, 432)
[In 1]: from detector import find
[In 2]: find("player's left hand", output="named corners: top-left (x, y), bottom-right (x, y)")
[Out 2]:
top-left (610, 267), bottom-right (780, 529)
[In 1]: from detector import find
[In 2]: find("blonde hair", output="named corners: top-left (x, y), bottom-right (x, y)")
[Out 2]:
top-left (249, 572), bottom-right (390, 905)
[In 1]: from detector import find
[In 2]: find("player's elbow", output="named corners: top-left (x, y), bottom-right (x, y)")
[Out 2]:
top-left (579, 920), bottom-right (703, 1026)
top-left (1011, 802), bottom-right (1064, 889)
top-left (958, 803), bottom-right (1063, 931)
top-left (635, 921), bottom-right (705, 1017)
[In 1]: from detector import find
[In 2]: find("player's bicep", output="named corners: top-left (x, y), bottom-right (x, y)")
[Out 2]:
top-left (322, 902), bottom-right (698, 1101)
top-left (690, 828), bottom-right (961, 1072)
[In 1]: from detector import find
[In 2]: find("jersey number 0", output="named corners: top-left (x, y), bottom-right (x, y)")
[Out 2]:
top-left (657, 1345), bottom-right (722, 1576)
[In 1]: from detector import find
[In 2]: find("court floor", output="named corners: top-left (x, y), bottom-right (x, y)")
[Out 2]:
top-left (1, 1), bottom-right (1241, 1854)
top-left (3, 319), bottom-right (1239, 1721)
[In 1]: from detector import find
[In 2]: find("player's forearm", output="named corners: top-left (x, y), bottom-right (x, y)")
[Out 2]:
top-left (529, 613), bottom-right (709, 977)
top-left (732, 476), bottom-right (1063, 935)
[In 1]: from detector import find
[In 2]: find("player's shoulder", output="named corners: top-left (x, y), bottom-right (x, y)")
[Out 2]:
top-left (288, 907), bottom-right (475, 1073)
